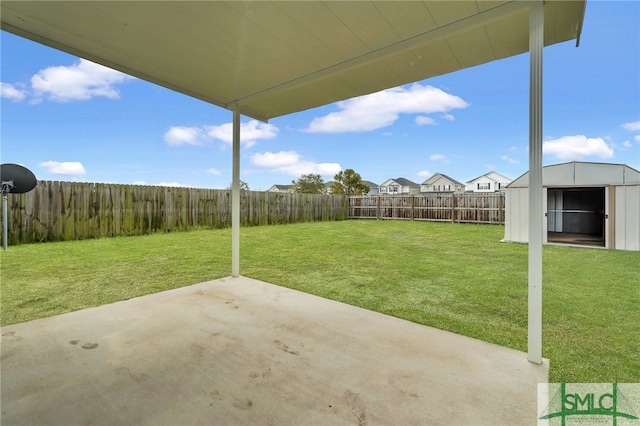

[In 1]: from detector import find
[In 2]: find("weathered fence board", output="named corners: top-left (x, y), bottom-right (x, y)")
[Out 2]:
top-left (0, 181), bottom-right (348, 245)
top-left (349, 193), bottom-right (505, 224)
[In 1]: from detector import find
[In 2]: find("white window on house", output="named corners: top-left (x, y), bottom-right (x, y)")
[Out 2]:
top-left (390, 185), bottom-right (398, 193)
top-left (443, 184), bottom-right (451, 191)
top-left (433, 185), bottom-right (440, 191)
top-left (477, 183), bottom-right (491, 190)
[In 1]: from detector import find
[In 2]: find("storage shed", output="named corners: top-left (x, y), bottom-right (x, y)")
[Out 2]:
top-left (504, 162), bottom-right (640, 250)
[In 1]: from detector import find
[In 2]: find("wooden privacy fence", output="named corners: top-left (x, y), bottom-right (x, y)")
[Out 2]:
top-left (348, 193), bottom-right (505, 224)
top-left (1, 181), bottom-right (348, 244)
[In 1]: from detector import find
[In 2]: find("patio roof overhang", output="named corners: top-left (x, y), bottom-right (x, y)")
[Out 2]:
top-left (1, 1), bottom-right (584, 122)
top-left (1, 1), bottom-right (587, 365)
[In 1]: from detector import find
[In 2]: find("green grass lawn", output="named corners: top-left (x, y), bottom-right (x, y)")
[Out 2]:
top-left (1, 220), bottom-right (638, 383)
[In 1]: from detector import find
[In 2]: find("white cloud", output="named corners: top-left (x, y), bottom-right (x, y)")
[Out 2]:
top-left (302, 83), bottom-right (469, 133)
top-left (250, 151), bottom-right (341, 177)
top-left (0, 82), bottom-right (27, 102)
top-left (500, 155), bottom-right (520, 164)
top-left (164, 120), bottom-right (277, 148)
top-left (164, 127), bottom-right (204, 146)
top-left (484, 164), bottom-right (495, 170)
top-left (251, 151), bottom-right (301, 168)
top-left (132, 181), bottom-right (147, 185)
top-left (31, 59), bottom-right (133, 102)
top-left (621, 120), bottom-right (640, 132)
top-left (416, 116), bottom-right (436, 126)
top-left (206, 168), bottom-right (222, 176)
top-left (441, 113), bottom-right (455, 121)
top-left (417, 170), bottom-right (432, 178)
top-left (429, 154), bottom-right (448, 162)
top-left (623, 141), bottom-right (633, 148)
top-left (621, 121), bottom-right (640, 144)
top-left (205, 120), bottom-right (278, 148)
top-left (39, 161), bottom-right (86, 176)
top-left (543, 135), bottom-right (614, 160)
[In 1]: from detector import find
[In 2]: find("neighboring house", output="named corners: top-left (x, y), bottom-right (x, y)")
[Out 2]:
top-left (504, 161), bottom-right (640, 251)
top-left (466, 171), bottom-right (512, 193)
top-left (268, 184), bottom-right (293, 193)
top-left (327, 180), bottom-right (378, 195)
top-left (378, 178), bottom-right (419, 195)
top-left (324, 181), bottom-right (335, 194)
top-left (420, 173), bottom-right (465, 193)
top-left (362, 181), bottom-right (379, 196)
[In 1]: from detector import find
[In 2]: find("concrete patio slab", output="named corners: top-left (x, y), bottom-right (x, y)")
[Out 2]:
top-left (1, 276), bottom-right (548, 425)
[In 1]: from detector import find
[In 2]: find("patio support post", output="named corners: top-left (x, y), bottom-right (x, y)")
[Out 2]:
top-left (3, 193), bottom-right (7, 250)
top-left (528, 0), bottom-right (544, 364)
top-left (232, 109), bottom-right (240, 277)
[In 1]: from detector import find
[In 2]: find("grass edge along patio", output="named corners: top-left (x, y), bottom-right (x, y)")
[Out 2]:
top-left (1, 220), bottom-right (638, 383)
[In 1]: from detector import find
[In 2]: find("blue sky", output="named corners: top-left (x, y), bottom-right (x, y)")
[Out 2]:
top-left (1, 2), bottom-right (639, 191)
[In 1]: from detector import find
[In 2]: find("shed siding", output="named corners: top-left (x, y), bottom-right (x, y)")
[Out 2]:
top-left (616, 185), bottom-right (640, 251)
top-left (626, 169), bottom-right (640, 184)
top-left (504, 187), bottom-right (529, 243)
top-left (544, 165), bottom-right (573, 187)
top-left (575, 163), bottom-right (624, 185)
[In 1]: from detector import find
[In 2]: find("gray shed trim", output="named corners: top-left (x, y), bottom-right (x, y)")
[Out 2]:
top-left (508, 162), bottom-right (640, 188)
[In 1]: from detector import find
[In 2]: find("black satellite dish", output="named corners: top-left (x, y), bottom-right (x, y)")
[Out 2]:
top-left (1, 163), bottom-right (37, 194)
top-left (1, 163), bottom-right (37, 250)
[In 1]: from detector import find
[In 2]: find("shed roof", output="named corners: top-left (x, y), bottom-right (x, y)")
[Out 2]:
top-left (507, 162), bottom-right (640, 188)
top-left (0, 1), bottom-right (586, 122)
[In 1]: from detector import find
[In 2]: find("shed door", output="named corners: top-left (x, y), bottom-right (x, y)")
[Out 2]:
top-left (548, 189), bottom-right (563, 232)
top-left (547, 187), bottom-right (605, 247)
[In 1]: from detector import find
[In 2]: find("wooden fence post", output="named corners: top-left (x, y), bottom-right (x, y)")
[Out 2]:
top-left (410, 194), bottom-right (414, 221)
top-left (452, 193), bottom-right (457, 224)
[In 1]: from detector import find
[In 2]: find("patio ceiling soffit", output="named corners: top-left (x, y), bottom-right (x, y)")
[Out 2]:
top-left (0, 1), bottom-right (585, 121)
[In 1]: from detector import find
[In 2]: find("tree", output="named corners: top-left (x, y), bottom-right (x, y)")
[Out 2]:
top-left (292, 173), bottom-right (325, 194)
top-left (227, 180), bottom-right (250, 191)
top-left (331, 169), bottom-right (370, 195)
